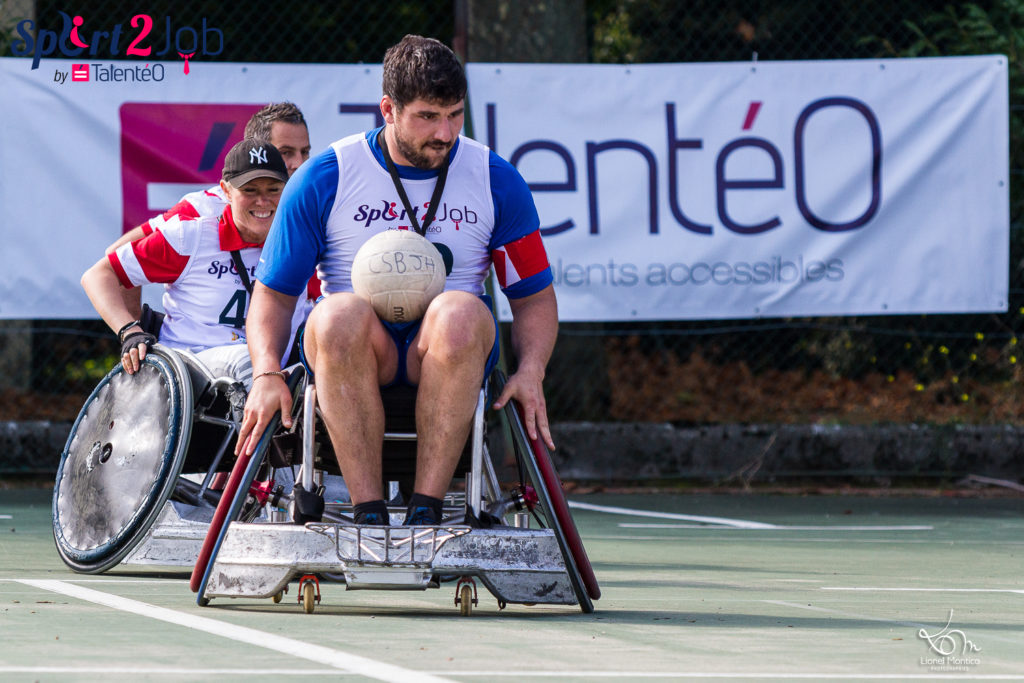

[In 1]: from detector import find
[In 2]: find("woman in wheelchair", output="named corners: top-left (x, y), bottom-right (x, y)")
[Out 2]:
top-left (81, 138), bottom-right (306, 388)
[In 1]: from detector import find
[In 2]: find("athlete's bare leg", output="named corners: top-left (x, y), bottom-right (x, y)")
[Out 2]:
top-left (406, 291), bottom-right (494, 499)
top-left (303, 294), bottom-right (397, 505)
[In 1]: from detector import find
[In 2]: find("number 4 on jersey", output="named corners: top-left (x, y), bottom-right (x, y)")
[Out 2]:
top-left (218, 289), bottom-right (247, 328)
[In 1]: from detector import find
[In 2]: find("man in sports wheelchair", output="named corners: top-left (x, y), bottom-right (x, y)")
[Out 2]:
top-left (240, 35), bottom-right (557, 529)
top-left (186, 36), bottom-right (600, 613)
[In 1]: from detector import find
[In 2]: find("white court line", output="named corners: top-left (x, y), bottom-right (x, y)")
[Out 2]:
top-left (5, 670), bottom-right (1023, 681)
top-left (568, 501), bottom-right (933, 531)
top-left (15, 579), bottom-right (454, 683)
top-left (0, 514), bottom-right (12, 519)
top-left (567, 500), bottom-right (777, 528)
top-left (0, 668), bottom-right (339, 676)
top-left (427, 674), bottom-right (1024, 680)
top-left (618, 523), bottom-right (934, 531)
top-left (823, 587), bottom-right (1024, 595)
top-left (49, 578), bottom-right (189, 584)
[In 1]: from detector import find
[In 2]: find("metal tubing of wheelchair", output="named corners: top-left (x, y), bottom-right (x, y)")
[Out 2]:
top-left (482, 443), bottom-right (501, 510)
top-left (301, 384), bottom-right (317, 492)
top-left (382, 432), bottom-right (417, 440)
top-left (195, 377), bottom-right (245, 496)
top-left (467, 386), bottom-right (486, 520)
top-left (197, 425), bottom-right (236, 496)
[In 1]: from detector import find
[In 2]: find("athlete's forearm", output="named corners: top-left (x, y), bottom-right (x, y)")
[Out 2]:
top-left (247, 281), bottom-right (299, 372)
top-left (508, 284), bottom-right (558, 378)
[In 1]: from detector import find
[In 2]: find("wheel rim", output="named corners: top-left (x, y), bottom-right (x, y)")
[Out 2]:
top-left (53, 348), bottom-right (191, 573)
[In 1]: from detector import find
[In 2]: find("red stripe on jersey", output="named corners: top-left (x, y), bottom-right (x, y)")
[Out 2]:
top-left (307, 275), bottom-right (322, 300)
top-left (132, 230), bottom-right (190, 284)
top-left (140, 221), bottom-right (154, 236)
top-left (502, 230), bottom-right (549, 280)
top-left (492, 250), bottom-right (508, 286)
top-left (107, 252), bottom-right (134, 289)
top-left (162, 198), bottom-right (200, 222)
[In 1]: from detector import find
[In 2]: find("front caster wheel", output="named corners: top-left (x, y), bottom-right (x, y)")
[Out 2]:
top-left (302, 581), bottom-right (316, 614)
top-left (459, 584), bottom-right (473, 616)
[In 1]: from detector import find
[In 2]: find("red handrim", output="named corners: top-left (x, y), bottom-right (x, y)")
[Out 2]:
top-left (518, 407), bottom-right (601, 601)
top-left (189, 451), bottom-right (251, 593)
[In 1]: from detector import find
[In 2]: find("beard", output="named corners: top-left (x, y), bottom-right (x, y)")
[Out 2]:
top-left (392, 125), bottom-right (452, 170)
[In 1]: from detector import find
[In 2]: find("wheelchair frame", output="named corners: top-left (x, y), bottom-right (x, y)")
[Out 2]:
top-left (53, 344), bottom-right (600, 615)
top-left (190, 367), bottom-right (600, 615)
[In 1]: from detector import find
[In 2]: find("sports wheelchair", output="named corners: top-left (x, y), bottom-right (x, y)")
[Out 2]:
top-left (52, 344), bottom-right (264, 573)
top-left (54, 343), bottom-right (600, 615)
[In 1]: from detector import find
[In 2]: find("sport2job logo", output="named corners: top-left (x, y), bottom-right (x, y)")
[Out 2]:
top-left (11, 10), bottom-right (223, 75)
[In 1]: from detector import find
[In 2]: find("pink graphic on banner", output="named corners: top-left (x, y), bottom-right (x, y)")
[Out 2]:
top-left (70, 15), bottom-right (90, 48)
top-left (119, 102), bottom-right (264, 234)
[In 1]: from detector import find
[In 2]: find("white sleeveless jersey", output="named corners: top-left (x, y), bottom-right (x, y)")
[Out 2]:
top-left (317, 133), bottom-right (496, 296)
top-left (110, 207), bottom-right (305, 357)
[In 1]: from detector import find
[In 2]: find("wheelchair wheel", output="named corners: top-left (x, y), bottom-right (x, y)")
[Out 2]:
top-left (496, 372), bottom-right (601, 612)
top-left (191, 370), bottom-right (303, 601)
top-left (53, 347), bottom-right (192, 573)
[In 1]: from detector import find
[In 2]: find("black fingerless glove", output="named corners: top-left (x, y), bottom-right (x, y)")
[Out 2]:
top-left (120, 331), bottom-right (156, 356)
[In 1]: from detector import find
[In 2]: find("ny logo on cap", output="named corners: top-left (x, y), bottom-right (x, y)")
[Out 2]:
top-left (249, 146), bottom-right (267, 164)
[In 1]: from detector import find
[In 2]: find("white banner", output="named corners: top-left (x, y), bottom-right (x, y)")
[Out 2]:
top-left (469, 57), bottom-right (1009, 321)
top-left (0, 58), bottom-right (385, 319)
top-left (0, 56), bottom-right (1010, 321)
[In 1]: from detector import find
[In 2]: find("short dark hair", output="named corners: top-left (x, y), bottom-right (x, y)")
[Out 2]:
top-left (382, 35), bottom-right (466, 109)
top-left (244, 102), bottom-right (307, 139)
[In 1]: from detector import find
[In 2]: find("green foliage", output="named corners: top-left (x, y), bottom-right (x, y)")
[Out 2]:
top-left (63, 355), bottom-right (119, 385)
top-left (873, 2), bottom-right (1024, 228)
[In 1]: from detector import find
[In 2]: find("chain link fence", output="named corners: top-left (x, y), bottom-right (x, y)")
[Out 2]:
top-left (2, 0), bottom-right (1022, 426)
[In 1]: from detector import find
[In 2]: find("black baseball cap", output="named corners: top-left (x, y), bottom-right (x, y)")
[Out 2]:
top-left (222, 138), bottom-right (288, 186)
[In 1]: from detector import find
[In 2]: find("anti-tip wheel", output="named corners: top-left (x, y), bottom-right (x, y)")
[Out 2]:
top-left (459, 583), bottom-right (473, 616)
top-left (302, 581), bottom-right (316, 614)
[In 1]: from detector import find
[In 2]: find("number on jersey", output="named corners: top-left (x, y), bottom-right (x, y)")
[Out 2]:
top-left (218, 289), bottom-right (247, 328)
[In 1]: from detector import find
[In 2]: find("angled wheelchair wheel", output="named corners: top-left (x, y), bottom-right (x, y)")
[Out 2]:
top-left (52, 346), bottom-right (193, 573)
top-left (191, 369), bottom-right (304, 601)
top-left (495, 371), bottom-right (601, 612)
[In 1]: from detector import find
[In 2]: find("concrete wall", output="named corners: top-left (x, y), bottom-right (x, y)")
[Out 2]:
top-left (551, 423), bottom-right (1024, 485)
top-left (6, 420), bottom-right (1024, 485)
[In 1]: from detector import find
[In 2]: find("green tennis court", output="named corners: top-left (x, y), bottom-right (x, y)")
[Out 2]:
top-left (2, 487), bottom-right (1022, 681)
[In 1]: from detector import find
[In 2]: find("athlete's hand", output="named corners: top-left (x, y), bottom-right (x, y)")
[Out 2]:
top-left (119, 331), bottom-right (155, 374)
top-left (492, 365), bottom-right (554, 451)
top-left (236, 373), bottom-right (293, 456)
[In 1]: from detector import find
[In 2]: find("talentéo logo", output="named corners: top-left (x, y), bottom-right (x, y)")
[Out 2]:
top-left (119, 103), bottom-right (264, 234)
top-left (11, 11), bottom-right (223, 73)
top-left (70, 64), bottom-right (88, 81)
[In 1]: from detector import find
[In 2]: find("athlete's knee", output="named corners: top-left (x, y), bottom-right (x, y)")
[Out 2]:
top-left (308, 294), bottom-right (378, 356)
top-left (422, 293), bottom-right (493, 361)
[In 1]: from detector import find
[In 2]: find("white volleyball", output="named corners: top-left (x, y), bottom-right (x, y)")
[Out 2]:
top-left (351, 230), bottom-right (446, 323)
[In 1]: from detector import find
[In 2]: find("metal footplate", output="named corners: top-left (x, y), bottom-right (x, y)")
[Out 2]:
top-left (203, 523), bottom-right (579, 606)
